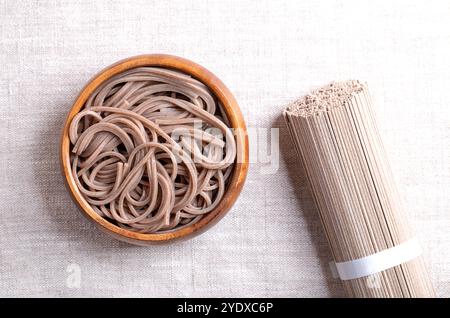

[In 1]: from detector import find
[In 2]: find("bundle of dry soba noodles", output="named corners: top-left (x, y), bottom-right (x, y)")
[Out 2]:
top-left (284, 80), bottom-right (434, 297)
top-left (69, 67), bottom-right (236, 233)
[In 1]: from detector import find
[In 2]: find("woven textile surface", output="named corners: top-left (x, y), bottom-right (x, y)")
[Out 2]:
top-left (0, 0), bottom-right (449, 297)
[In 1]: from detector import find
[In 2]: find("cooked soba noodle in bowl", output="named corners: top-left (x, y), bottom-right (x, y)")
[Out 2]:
top-left (69, 67), bottom-right (236, 234)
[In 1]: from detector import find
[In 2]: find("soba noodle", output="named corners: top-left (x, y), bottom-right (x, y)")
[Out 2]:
top-left (69, 67), bottom-right (236, 233)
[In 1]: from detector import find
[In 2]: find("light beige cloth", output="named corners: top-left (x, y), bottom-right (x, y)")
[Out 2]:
top-left (0, 0), bottom-right (448, 297)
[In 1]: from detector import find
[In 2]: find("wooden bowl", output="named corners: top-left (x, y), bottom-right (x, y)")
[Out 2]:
top-left (60, 54), bottom-right (248, 245)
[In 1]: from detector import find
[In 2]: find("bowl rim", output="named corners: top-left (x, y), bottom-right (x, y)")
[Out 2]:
top-left (60, 54), bottom-right (249, 245)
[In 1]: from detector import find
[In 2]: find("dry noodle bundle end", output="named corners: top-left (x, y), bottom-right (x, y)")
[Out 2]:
top-left (69, 67), bottom-right (236, 234)
top-left (284, 80), bottom-right (435, 298)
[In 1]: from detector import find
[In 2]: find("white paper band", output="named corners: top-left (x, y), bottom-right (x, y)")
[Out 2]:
top-left (329, 238), bottom-right (422, 281)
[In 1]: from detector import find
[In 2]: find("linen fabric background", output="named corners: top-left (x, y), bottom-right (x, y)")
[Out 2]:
top-left (0, 0), bottom-right (449, 297)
